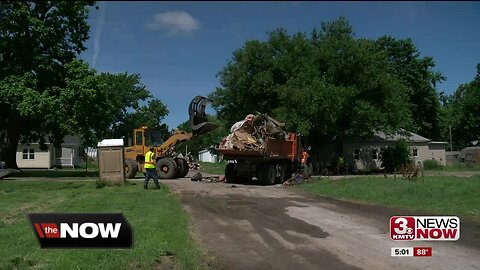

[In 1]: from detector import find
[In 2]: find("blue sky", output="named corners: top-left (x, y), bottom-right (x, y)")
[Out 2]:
top-left (79, 1), bottom-right (480, 129)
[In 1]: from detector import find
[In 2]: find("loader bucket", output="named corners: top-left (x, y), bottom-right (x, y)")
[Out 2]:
top-left (189, 96), bottom-right (218, 136)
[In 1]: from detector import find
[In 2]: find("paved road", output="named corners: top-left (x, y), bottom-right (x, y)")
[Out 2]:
top-left (164, 176), bottom-right (480, 270)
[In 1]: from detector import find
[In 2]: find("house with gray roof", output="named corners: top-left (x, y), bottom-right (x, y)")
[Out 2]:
top-left (317, 129), bottom-right (447, 172)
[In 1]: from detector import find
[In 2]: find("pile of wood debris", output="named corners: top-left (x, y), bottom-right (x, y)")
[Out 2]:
top-left (218, 113), bottom-right (287, 152)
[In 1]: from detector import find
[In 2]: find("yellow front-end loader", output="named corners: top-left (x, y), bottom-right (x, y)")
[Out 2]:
top-left (124, 96), bottom-right (217, 179)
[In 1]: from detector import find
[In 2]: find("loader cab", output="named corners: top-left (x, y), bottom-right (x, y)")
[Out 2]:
top-left (130, 127), bottom-right (164, 147)
top-left (144, 129), bottom-right (164, 147)
top-left (125, 127), bottom-right (162, 160)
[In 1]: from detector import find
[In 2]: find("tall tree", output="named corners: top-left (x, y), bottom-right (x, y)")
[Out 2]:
top-left (211, 38), bottom-right (278, 126)
top-left (0, 1), bottom-right (96, 168)
top-left (211, 17), bottom-right (412, 155)
top-left (447, 64), bottom-right (480, 148)
top-left (375, 36), bottom-right (444, 139)
top-left (94, 72), bottom-right (169, 141)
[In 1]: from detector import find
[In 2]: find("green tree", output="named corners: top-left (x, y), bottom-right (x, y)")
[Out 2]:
top-left (176, 115), bottom-right (228, 157)
top-left (375, 36), bottom-right (444, 139)
top-left (211, 17), bottom-right (412, 155)
top-left (380, 139), bottom-right (412, 173)
top-left (95, 72), bottom-right (169, 141)
top-left (448, 64), bottom-right (480, 148)
top-left (0, 1), bottom-right (96, 168)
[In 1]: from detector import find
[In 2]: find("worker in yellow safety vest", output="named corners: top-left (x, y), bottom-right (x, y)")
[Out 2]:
top-left (144, 147), bottom-right (160, 189)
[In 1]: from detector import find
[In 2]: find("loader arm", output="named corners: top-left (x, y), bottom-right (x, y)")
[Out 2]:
top-left (156, 130), bottom-right (194, 157)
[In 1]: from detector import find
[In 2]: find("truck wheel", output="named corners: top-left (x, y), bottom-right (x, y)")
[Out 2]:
top-left (278, 163), bottom-right (289, 184)
top-left (175, 158), bottom-right (189, 178)
top-left (125, 160), bottom-right (137, 179)
top-left (225, 163), bottom-right (238, 183)
top-left (157, 158), bottom-right (177, 179)
top-left (258, 163), bottom-right (276, 185)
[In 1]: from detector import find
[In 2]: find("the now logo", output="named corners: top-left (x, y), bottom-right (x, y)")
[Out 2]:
top-left (28, 213), bottom-right (133, 248)
top-left (34, 223), bottom-right (122, 239)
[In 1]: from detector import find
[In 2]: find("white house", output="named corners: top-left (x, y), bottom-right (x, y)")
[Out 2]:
top-left (317, 130), bottom-right (447, 172)
top-left (16, 136), bottom-right (83, 169)
top-left (198, 149), bottom-right (218, 163)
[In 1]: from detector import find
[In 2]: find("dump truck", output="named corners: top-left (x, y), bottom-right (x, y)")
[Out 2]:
top-left (216, 114), bottom-right (301, 185)
top-left (124, 96), bottom-right (217, 179)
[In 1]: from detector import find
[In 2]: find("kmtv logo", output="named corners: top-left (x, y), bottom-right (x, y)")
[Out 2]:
top-left (28, 213), bottom-right (133, 248)
top-left (390, 216), bottom-right (460, 241)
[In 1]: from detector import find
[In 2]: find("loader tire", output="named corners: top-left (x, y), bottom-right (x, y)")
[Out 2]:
top-left (175, 158), bottom-right (189, 178)
top-left (157, 158), bottom-right (177, 179)
top-left (125, 160), bottom-right (138, 179)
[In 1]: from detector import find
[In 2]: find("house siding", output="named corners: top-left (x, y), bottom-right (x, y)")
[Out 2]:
top-left (426, 143), bottom-right (447, 166)
top-left (344, 142), bottom-right (388, 171)
top-left (198, 150), bottom-right (218, 163)
top-left (341, 141), bottom-right (445, 171)
top-left (16, 135), bottom-right (83, 169)
top-left (16, 144), bottom-right (54, 169)
top-left (411, 143), bottom-right (430, 166)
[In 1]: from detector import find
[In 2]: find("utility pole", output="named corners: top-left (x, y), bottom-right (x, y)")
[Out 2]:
top-left (0, 0), bottom-right (3, 63)
top-left (449, 125), bottom-right (453, 151)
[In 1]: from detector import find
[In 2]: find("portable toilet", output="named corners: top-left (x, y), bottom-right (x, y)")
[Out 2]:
top-left (97, 139), bottom-right (125, 185)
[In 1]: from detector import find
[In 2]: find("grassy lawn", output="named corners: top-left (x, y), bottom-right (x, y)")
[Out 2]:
top-left (425, 163), bottom-right (480, 172)
top-left (199, 162), bottom-right (226, 175)
top-left (298, 176), bottom-right (480, 222)
top-left (0, 180), bottom-right (212, 270)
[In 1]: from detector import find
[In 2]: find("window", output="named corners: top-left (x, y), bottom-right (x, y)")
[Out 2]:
top-left (22, 148), bottom-right (35, 160)
top-left (354, 149), bottom-right (360, 160)
top-left (412, 148), bottom-right (418, 157)
top-left (372, 148), bottom-right (378, 160)
top-left (135, 131), bottom-right (143, 146)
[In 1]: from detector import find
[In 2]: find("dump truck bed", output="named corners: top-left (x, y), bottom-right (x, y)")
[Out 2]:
top-left (217, 136), bottom-right (297, 161)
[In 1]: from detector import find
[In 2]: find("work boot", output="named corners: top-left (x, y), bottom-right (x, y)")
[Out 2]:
top-left (154, 186), bottom-right (161, 190)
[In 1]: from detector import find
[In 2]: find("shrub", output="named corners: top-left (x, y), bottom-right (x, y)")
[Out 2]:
top-left (380, 139), bottom-right (411, 173)
top-left (423, 159), bottom-right (443, 170)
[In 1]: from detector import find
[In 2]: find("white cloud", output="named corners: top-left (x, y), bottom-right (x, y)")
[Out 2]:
top-left (147, 11), bottom-right (200, 36)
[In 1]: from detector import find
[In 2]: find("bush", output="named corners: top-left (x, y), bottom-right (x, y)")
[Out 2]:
top-left (380, 139), bottom-right (411, 173)
top-left (423, 159), bottom-right (443, 170)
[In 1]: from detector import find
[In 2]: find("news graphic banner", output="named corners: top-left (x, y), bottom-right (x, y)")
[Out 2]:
top-left (390, 216), bottom-right (460, 241)
top-left (391, 247), bottom-right (433, 257)
top-left (28, 213), bottom-right (133, 248)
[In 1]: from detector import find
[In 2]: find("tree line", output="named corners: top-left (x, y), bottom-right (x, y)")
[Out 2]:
top-left (209, 17), bottom-right (479, 154)
top-left (1, 2), bottom-right (478, 168)
top-left (0, 1), bottom-right (169, 168)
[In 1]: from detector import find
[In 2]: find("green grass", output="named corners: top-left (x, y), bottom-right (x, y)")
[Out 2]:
top-left (199, 162), bottom-right (227, 175)
top-left (0, 180), bottom-right (213, 270)
top-left (298, 176), bottom-right (480, 222)
top-left (425, 163), bottom-right (480, 172)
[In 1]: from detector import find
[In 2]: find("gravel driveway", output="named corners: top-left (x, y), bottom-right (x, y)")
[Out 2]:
top-left (164, 174), bottom-right (480, 270)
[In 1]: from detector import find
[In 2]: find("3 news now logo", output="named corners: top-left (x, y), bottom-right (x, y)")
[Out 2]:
top-left (28, 213), bottom-right (133, 248)
top-left (390, 216), bottom-right (460, 241)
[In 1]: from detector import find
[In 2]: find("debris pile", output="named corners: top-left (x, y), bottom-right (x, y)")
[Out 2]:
top-left (218, 113), bottom-right (288, 152)
top-left (190, 172), bottom-right (226, 183)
